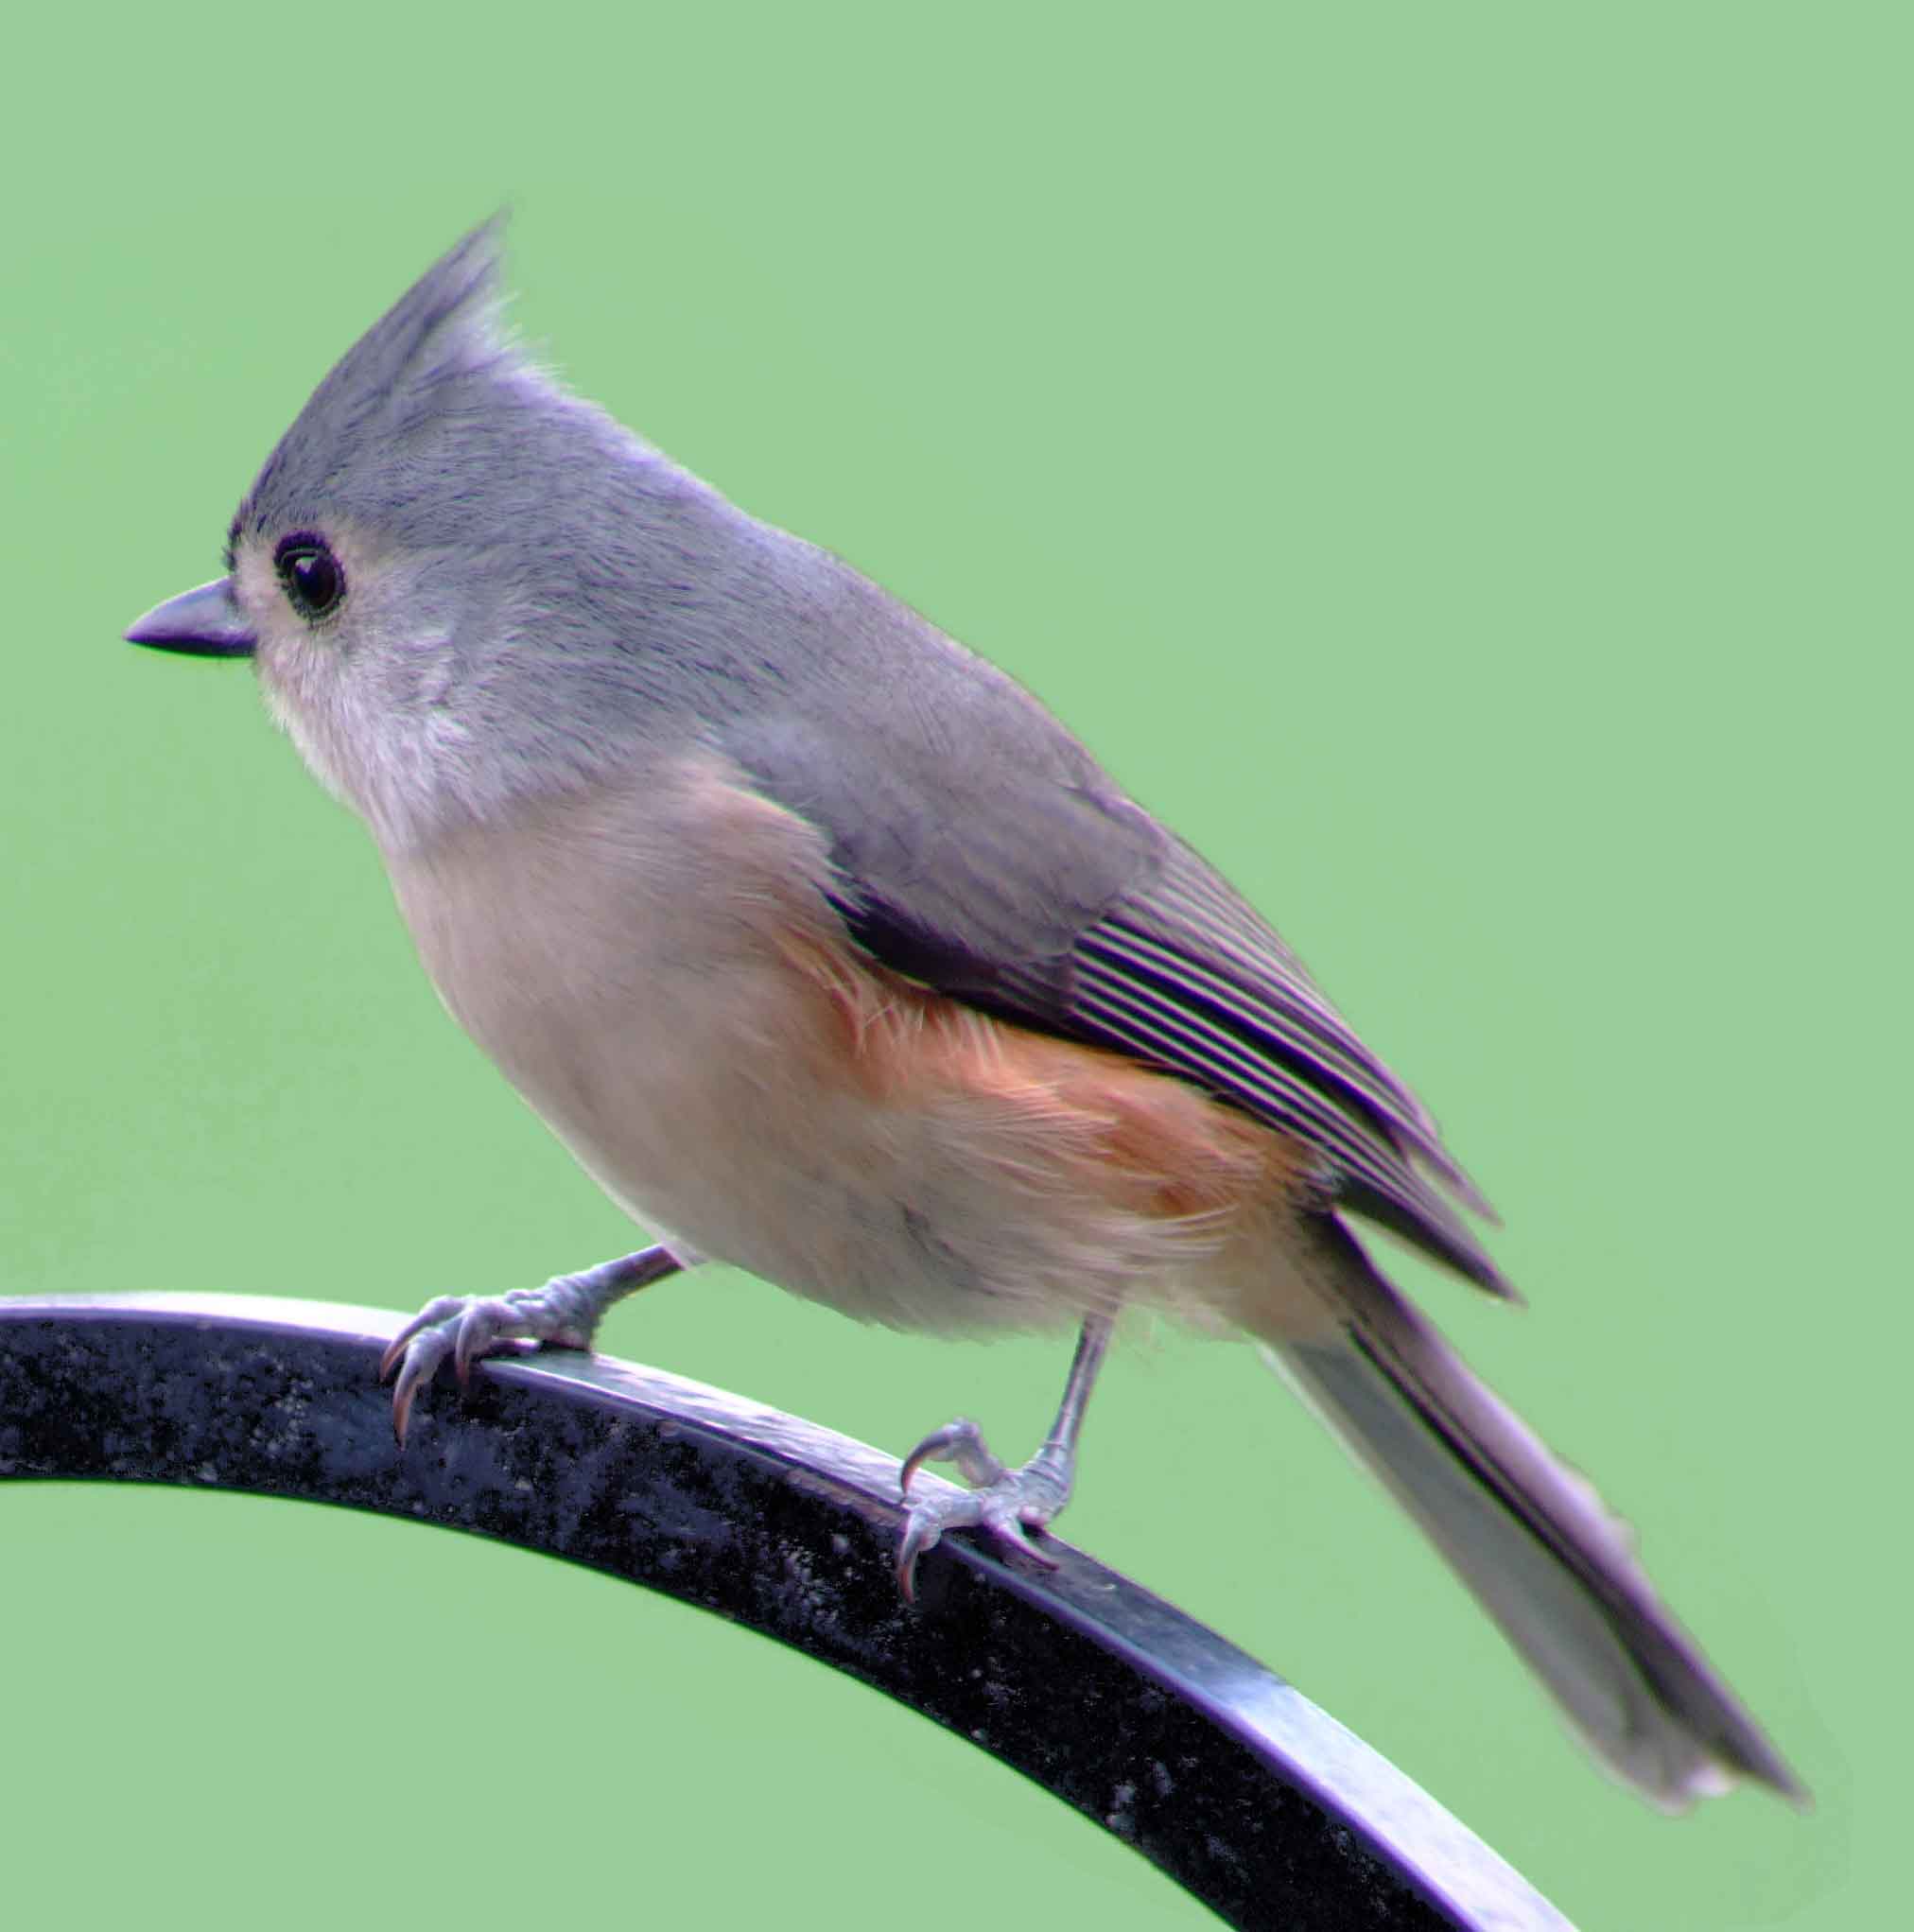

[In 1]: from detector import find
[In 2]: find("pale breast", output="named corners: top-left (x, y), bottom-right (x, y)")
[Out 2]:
top-left (381, 753), bottom-right (1326, 1340)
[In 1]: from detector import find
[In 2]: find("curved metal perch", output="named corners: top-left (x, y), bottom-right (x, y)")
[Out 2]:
top-left (0, 1293), bottom-right (1569, 1931)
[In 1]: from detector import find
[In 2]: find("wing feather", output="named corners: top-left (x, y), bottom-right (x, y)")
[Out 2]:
top-left (722, 670), bottom-right (1505, 1295)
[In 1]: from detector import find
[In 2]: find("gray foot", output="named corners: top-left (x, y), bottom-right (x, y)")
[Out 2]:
top-left (896, 1418), bottom-right (1075, 1601)
top-left (378, 1246), bottom-right (681, 1444)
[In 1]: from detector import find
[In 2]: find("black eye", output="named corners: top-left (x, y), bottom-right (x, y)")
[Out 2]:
top-left (273, 532), bottom-right (346, 620)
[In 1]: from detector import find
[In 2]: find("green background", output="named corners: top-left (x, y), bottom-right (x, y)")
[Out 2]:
top-left (3, 5), bottom-right (1895, 1926)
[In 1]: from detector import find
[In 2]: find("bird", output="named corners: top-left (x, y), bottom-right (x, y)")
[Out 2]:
top-left (125, 218), bottom-right (1802, 1812)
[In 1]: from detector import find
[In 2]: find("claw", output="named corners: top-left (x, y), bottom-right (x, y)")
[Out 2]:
top-left (985, 1511), bottom-right (1059, 1571)
top-left (899, 1425), bottom-right (956, 1497)
top-left (375, 1251), bottom-right (687, 1452)
top-left (380, 1300), bottom-right (478, 1443)
top-left (453, 1309), bottom-right (482, 1386)
top-left (378, 1296), bottom-right (462, 1383)
top-left (896, 1518), bottom-right (937, 1604)
top-left (896, 1486), bottom-right (1062, 1603)
top-left (895, 1418), bottom-right (1071, 1603)
top-left (895, 1319), bottom-right (1105, 1605)
top-left (377, 1282), bottom-right (595, 1446)
top-left (390, 1343), bottom-right (439, 1448)
top-left (899, 1417), bottom-right (1008, 1497)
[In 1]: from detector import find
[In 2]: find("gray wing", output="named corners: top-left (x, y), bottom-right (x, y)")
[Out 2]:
top-left (721, 639), bottom-right (1505, 1297)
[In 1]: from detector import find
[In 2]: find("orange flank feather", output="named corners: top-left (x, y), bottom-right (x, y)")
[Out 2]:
top-left (774, 920), bottom-right (1333, 1336)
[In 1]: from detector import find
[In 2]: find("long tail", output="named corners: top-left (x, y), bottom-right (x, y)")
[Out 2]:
top-left (1264, 1221), bottom-right (1805, 1809)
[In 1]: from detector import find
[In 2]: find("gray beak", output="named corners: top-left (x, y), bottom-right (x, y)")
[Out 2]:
top-left (125, 578), bottom-right (257, 658)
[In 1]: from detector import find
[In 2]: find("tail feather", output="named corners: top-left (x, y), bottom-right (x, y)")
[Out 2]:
top-left (1266, 1223), bottom-right (1805, 1809)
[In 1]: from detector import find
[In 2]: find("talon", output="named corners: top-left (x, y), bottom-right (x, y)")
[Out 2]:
top-left (893, 1321), bottom-right (1104, 1603)
top-left (452, 1310), bottom-right (484, 1386)
top-left (379, 1296), bottom-right (461, 1382)
top-left (892, 1417), bottom-right (1076, 1599)
top-left (982, 1504), bottom-right (1059, 1569)
top-left (385, 1318), bottom-right (461, 1445)
top-left (378, 1316), bottom-right (428, 1384)
top-left (899, 1423), bottom-right (962, 1497)
top-left (899, 1417), bottom-right (1008, 1497)
top-left (391, 1354), bottom-right (427, 1447)
top-left (896, 1519), bottom-right (937, 1604)
top-left (376, 1256), bottom-right (682, 1453)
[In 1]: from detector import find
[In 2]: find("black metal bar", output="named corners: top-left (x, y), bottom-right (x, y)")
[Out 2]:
top-left (0, 1293), bottom-right (1571, 1931)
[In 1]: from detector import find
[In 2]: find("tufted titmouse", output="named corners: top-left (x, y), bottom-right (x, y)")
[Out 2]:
top-left (126, 221), bottom-right (1801, 1810)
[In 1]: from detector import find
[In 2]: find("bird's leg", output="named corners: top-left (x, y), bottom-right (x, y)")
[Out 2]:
top-left (896, 1314), bottom-right (1113, 1600)
top-left (378, 1244), bottom-right (686, 1444)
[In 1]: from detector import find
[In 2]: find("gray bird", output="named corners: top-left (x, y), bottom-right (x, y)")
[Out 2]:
top-left (126, 220), bottom-right (1802, 1811)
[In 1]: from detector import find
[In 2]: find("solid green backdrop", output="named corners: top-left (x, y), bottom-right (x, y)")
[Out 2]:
top-left (3, 6), bottom-right (1893, 1927)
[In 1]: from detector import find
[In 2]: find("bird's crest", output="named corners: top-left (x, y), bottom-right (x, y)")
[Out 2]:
top-left (232, 217), bottom-right (522, 557)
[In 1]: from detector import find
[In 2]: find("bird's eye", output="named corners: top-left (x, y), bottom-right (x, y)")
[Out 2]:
top-left (273, 533), bottom-right (346, 620)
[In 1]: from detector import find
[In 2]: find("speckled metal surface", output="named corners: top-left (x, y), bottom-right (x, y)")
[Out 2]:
top-left (0, 1294), bottom-right (1571, 1931)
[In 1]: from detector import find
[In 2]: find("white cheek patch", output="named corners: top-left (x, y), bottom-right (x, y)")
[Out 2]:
top-left (256, 641), bottom-right (359, 809)
top-left (240, 535), bottom-right (482, 848)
